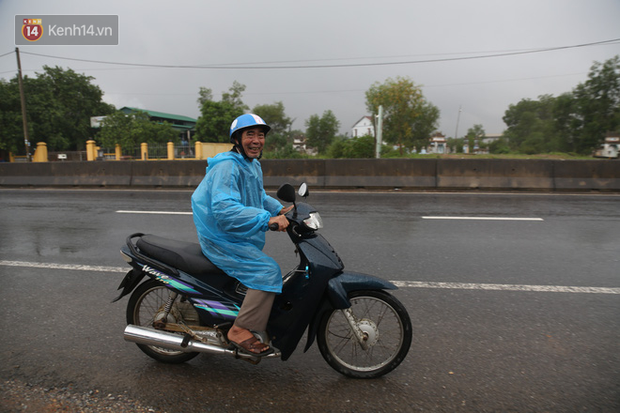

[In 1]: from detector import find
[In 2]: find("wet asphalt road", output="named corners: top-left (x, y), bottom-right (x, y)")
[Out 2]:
top-left (0, 188), bottom-right (619, 412)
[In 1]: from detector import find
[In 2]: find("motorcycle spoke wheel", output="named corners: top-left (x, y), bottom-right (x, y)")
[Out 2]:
top-left (318, 290), bottom-right (412, 379)
top-left (127, 279), bottom-right (199, 363)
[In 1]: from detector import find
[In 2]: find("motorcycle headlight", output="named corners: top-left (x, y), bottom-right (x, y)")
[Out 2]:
top-left (303, 212), bottom-right (323, 230)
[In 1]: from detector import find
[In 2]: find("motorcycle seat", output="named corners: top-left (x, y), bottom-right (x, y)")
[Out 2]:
top-left (136, 234), bottom-right (227, 277)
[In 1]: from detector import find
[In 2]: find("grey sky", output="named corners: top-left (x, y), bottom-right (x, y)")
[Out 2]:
top-left (1, 0), bottom-right (619, 139)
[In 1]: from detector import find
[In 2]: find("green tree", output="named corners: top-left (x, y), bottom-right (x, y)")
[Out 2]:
top-left (197, 87), bottom-right (213, 106)
top-left (221, 81), bottom-right (249, 112)
top-left (365, 76), bottom-right (439, 151)
top-left (502, 56), bottom-right (620, 155)
top-left (465, 124), bottom-right (486, 152)
top-left (195, 81), bottom-right (249, 143)
top-left (328, 135), bottom-right (376, 158)
top-left (552, 92), bottom-right (578, 153)
top-left (446, 136), bottom-right (464, 153)
top-left (305, 110), bottom-right (340, 154)
top-left (252, 101), bottom-right (293, 136)
top-left (327, 138), bottom-right (347, 158)
top-left (411, 102), bottom-right (441, 150)
top-left (503, 95), bottom-right (558, 153)
top-left (0, 78), bottom-right (24, 154)
top-left (488, 137), bottom-right (511, 154)
top-left (569, 56), bottom-right (620, 153)
top-left (97, 110), bottom-right (178, 152)
top-left (0, 65), bottom-right (114, 154)
top-left (253, 101), bottom-right (294, 155)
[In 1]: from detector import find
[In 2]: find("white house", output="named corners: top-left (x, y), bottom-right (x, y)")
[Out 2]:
top-left (594, 135), bottom-right (620, 158)
top-left (351, 116), bottom-right (375, 138)
top-left (427, 133), bottom-right (447, 154)
top-left (293, 135), bottom-right (317, 156)
top-left (481, 134), bottom-right (502, 145)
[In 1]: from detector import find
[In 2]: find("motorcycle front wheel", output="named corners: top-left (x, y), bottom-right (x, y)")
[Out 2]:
top-left (126, 279), bottom-right (200, 364)
top-left (317, 290), bottom-right (412, 379)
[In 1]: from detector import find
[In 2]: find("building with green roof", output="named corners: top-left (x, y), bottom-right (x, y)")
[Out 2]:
top-left (119, 107), bottom-right (197, 140)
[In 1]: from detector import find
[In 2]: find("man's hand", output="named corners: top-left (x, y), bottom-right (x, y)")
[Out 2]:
top-left (279, 205), bottom-right (294, 215)
top-left (268, 214), bottom-right (289, 232)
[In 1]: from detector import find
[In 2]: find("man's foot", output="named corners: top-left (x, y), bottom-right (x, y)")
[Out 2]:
top-left (228, 326), bottom-right (273, 356)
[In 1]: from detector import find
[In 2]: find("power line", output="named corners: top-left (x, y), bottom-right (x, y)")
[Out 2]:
top-left (102, 72), bottom-right (589, 98)
top-left (11, 38), bottom-right (620, 70)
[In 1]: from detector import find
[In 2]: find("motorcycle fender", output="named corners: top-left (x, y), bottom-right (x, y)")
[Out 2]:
top-left (326, 271), bottom-right (397, 309)
top-left (303, 271), bottom-right (397, 352)
top-left (111, 269), bottom-right (146, 303)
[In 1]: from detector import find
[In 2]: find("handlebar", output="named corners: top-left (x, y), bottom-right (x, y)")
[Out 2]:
top-left (268, 223), bottom-right (279, 231)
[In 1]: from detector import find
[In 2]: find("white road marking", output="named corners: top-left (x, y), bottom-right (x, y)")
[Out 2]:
top-left (391, 281), bottom-right (620, 295)
top-left (116, 211), bottom-right (544, 221)
top-left (422, 216), bottom-right (544, 221)
top-left (116, 210), bottom-right (192, 215)
top-left (0, 260), bottom-right (127, 273)
top-left (1, 260), bottom-right (618, 295)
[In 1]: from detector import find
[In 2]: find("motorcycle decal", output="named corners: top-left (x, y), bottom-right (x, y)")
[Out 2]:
top-left (142, 265), bottom-right (199, 294)
top-left (192, 299), bottom-right (240, 319)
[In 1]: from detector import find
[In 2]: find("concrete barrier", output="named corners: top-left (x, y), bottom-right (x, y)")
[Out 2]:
top-left (437, 159), bottom-right (554, 190)
top-left (0, 161), bottom-right (132, 186)
top-left (322, 159), bottom-right (437, 189)
top-left (1, 159), bottom-right (618, 192)
top-left (130, 160), bottom-right (207, 187)
top-left (553, 160), bottom-right (620, 191)
top-left (261, 159), bottom-right (325, 188)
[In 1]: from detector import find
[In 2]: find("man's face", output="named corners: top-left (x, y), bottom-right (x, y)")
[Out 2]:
top-left (240, 127), bottom-right (266, 159)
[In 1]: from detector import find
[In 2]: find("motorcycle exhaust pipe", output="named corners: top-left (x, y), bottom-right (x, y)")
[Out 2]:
top-left (123, 324), bottom-right (280, 359)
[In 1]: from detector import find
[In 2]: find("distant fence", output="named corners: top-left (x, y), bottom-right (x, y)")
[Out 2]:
top-left (48, 151), bottom-right (88, 162)
top-left (1, 159), bottom-right (618, 192)
top-left (26, 141), bottom-right (229, 162)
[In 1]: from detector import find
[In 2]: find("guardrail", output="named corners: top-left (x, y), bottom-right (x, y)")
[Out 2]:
top-left (0, 159), bottom-right (618, 191)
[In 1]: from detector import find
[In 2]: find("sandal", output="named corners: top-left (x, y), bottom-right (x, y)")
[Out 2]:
top-left (230, 336), bottom-right (274, 357)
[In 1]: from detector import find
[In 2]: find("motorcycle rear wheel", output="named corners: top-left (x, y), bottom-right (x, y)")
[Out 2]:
top-left (126, 279), bottom-right (200, 363)
top-left (317, 290), bottom-right (412, 379)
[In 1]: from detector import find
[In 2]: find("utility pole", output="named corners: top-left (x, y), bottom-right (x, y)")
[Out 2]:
top-left (454, 105), bottom-right (462, 141)
top-left (375, 105), bottom-right (383, 159)
top-left (15, 47), bottom-right (30, 161)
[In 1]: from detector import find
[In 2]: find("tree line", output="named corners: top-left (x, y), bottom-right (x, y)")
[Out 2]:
top-left (500, 56), bottom-right (620, 155)
top-left (0, 56), bottom-right (618, 159)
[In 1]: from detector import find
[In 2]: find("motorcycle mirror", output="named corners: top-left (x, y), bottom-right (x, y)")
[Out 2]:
top-left (276, 183), bottom-right (297, 203)
top-left (298, 183), bottom-right (309, 198)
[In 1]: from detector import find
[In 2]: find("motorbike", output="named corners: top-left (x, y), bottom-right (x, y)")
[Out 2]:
top-left (113, 183), bottom-right (412, 378)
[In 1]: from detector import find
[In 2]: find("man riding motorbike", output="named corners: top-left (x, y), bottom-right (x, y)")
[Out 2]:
top-left (191, 114), bottom-right (291, 356)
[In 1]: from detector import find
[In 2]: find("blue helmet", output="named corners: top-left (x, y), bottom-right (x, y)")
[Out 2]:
top-left (229, 114), bottom-right (271, 143)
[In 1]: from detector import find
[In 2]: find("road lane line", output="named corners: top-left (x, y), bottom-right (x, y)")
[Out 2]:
top-left (0, 260), bottom-right (127, 273)
top-left (1, 260), bottom-right (618, 295)
top-left (116, 212), bottom-right (544, 221)
top-left (422, 216), bottom-right (544, 221)
top-left (391, 281), bottom-right (620, 294)
top-left (116, 212), bottom-right (545, 221)
top-left (116, 210), bottom-right (192, 215)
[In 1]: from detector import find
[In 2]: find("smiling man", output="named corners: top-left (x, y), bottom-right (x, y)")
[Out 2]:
top-left (191, 113), bottom-right (291, 357)
top-left (238, 125), bottom-right (265, 159)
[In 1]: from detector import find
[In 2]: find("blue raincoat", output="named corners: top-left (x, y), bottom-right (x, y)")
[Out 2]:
top-left (191, 151), bottom-right (284, 293)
